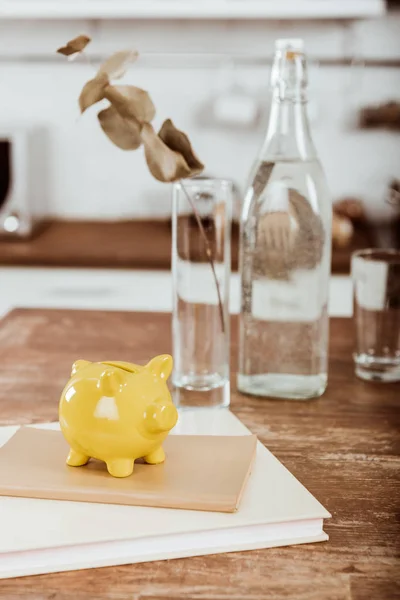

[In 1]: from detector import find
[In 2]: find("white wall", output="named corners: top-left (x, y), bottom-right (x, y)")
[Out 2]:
top-left (1, 15), bottom-right (399, 221)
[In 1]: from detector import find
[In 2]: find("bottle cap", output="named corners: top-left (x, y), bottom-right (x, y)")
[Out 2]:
top-left (275, 38), bottom-right (304, 51)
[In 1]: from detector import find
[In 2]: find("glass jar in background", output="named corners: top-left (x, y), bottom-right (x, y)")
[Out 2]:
top-left (352, 249), bottom-right (400, 382)
top-left (172, 178), bottom-right (232, 408)
top-left (238, 39), bottom-right (332, 400)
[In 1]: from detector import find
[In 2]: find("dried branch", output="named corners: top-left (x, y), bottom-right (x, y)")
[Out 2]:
top-left (79, 73), bottom-right (109, 113)
top-left (159, 119), bottom-right (204, 176)
top-left (56, 35), bottom-right (226, 331)
top-left (57, 35), bottom-right (91, 56)
top-left (104, 85), bottom-right (155, 122)
top-left (98, 50), bottom-right (139, 80)
top-left (179, 182), bottom-right (226, 333)
top-left (98, 106), bottom-right (142, 150)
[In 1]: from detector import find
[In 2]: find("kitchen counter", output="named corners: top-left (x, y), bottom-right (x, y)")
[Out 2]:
top-left (0, 221), bottom-right (373, 273)
top-left (0, 267), bottom-right (353, 319)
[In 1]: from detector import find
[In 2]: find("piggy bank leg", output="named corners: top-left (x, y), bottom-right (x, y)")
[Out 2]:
top-left (67, 448), bottom-right (89, 467)
top-left (106, 458), bottom-right (134, 478)
top-left (144, 446), bottom-right (165, 465)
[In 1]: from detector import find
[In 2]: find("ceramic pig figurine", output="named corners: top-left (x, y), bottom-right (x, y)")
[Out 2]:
top-left (59, 354), bottom-right (178, 478)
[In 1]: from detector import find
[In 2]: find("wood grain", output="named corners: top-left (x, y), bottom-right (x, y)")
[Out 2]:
top-left (0, 309), bottom-right (399, 600)
top-left (0, 220), bottom-right (373, 273)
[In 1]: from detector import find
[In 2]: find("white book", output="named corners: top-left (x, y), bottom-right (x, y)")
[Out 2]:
top-left (0, 410), bottom-right (330, 579)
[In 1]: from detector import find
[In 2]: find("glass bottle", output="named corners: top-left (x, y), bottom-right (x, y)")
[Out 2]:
top-left (238, 39), bottom-right (332, 400)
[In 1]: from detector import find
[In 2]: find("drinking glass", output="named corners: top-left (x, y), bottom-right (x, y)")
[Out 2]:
top-left (172, 178), bottom-right (232, 408)
top-left (352, 249), bottom-right (400, 382)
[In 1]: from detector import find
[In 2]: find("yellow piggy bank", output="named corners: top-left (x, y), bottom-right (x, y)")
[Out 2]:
top-left (59, 354), bottom-right (178, 478)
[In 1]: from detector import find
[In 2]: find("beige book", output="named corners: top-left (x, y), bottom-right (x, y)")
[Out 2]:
top-left (0, 427), bottom-right (256, 513)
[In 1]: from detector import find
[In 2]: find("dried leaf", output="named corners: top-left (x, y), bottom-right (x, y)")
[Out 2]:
top-left (79, 73), bottom-right (109, 114)
top-left (98, 50), bottom-right (138, 80)
top-left (141, 123), bottom-right (192, 183)
top-left (57, 34), bottom-right (91, 56)
top-left (159, 119), bottom-right (204, 175)
top-left (104, 85), bottom-right (155, 123)
top-left (98, 105), bottom-right (142, 150)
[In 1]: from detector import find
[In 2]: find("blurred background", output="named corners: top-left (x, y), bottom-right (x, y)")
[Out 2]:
top-left (0, 0), bottom-right (399, 278)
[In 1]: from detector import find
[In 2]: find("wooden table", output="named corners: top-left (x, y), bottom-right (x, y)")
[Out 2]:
top-left (0, 309), bottom-right (399, 600)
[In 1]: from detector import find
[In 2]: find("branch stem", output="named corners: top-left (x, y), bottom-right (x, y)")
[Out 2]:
top-left (179, 181), bottom-right (225, 334)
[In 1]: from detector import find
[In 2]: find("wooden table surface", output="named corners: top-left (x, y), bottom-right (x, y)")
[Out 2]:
top-left (0, 309), bottom-right (399, 600)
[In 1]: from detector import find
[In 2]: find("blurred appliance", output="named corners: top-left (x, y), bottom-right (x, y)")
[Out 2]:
top-left (197, 60), bottom-right (263, 131)
top-left (0, 125), bottom-right (49, 238)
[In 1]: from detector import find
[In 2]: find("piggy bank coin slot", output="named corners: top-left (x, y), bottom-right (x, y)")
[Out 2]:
top-left (101, 361), bottom-right (141, 374)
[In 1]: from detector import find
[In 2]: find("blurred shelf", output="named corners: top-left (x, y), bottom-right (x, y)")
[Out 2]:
top-left (0, 0), bottom-right (386, 20)
top-left (0, 219), bottom-right (374, 274)
top-left (0, 221), bottom-right (179, 271)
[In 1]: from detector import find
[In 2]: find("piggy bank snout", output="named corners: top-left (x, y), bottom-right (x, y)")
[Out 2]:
top-left (144, 403), bottom-right (178, 434)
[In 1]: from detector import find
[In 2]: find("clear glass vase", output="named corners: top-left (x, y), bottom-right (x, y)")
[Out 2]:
top-left (172, 178), bottom-right (232, 408)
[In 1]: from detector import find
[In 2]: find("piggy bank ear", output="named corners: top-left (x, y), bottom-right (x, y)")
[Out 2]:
top-left (99, 368), bottom-right (124, 396)
top-left (71, 359), bottom-right (91, 376)
top-left (146, 354), bottom-right (173, 381)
